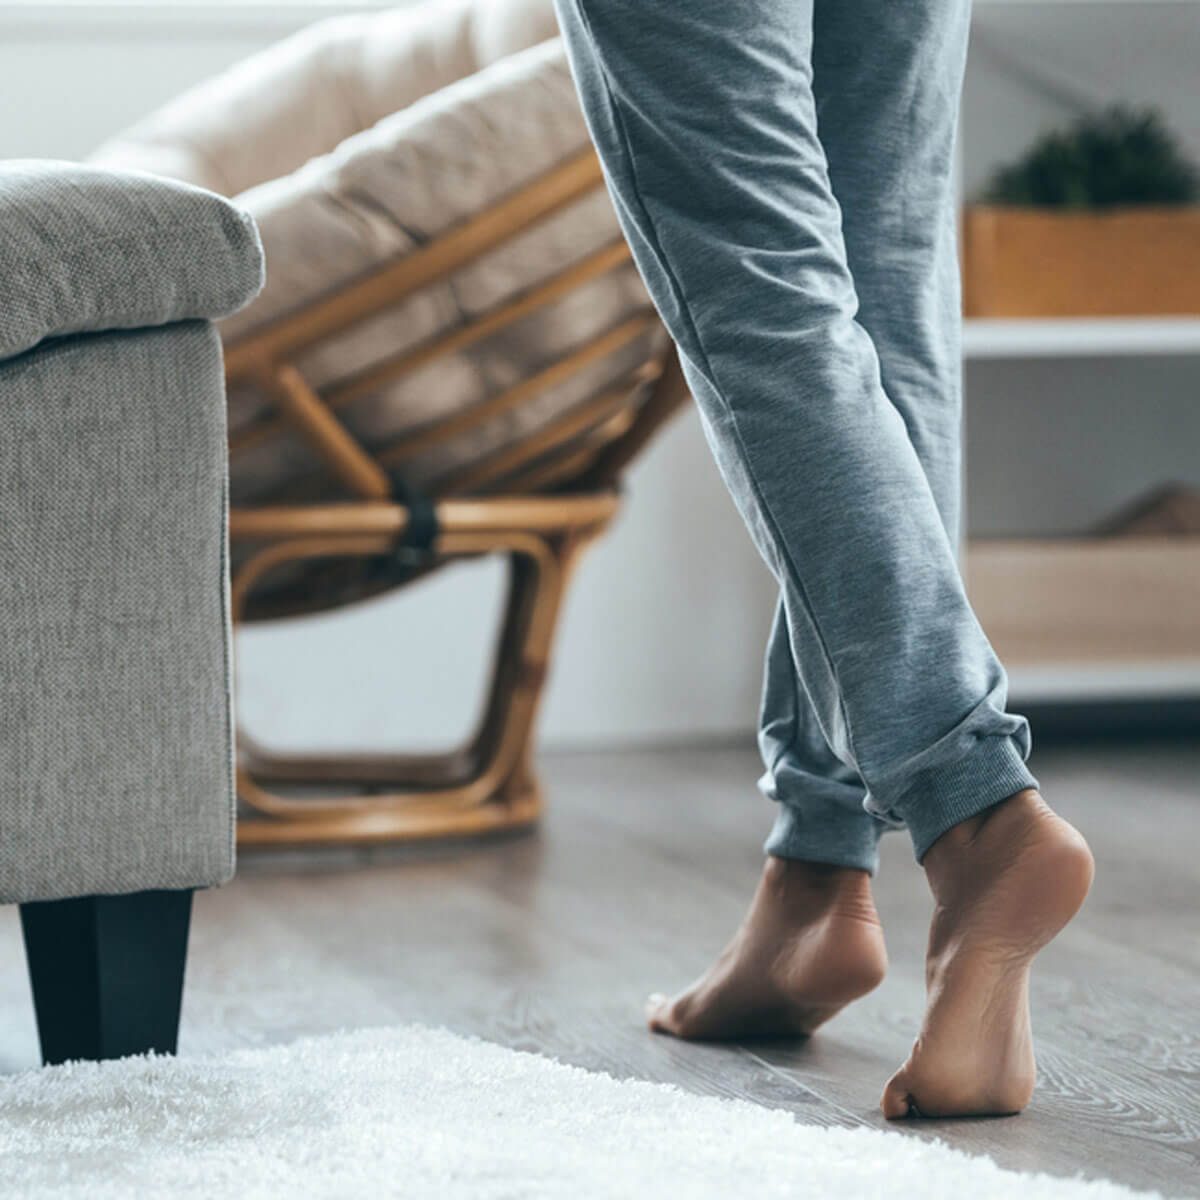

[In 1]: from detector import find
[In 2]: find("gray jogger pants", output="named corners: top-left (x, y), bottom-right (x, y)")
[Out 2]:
top-left (553, 0), bottom-right (1038, 872)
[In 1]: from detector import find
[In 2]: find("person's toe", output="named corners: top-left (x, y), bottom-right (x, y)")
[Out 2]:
top-left (645, 993), bottom-right (677, 1034)
top-left (880, 1063), bottom-right (917, 1119)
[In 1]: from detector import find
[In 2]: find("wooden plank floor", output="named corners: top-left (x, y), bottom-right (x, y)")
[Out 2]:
top-left (0, 739), bottom-right (1195, 1194)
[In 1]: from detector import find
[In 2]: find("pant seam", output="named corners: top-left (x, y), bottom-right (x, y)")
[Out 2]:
top-left (768, 605), bottom-right (869, 816)
top-left (571, 0), bottom-right (863, 775)
top-left (758, 607), bottom-right (800, 787)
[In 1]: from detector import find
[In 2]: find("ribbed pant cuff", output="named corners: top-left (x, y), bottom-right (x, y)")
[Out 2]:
top-left (764, 802), bottom-right (883, 876)
top-left (892, 734), bottom-right (1038, 864)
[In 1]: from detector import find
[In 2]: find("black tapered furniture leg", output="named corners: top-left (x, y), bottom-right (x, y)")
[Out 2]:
top-left (19, 889), bottom-right (194, 1065)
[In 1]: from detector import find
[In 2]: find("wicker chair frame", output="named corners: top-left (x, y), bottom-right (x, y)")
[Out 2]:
top-left (226, 150), bottom-right (688, 846)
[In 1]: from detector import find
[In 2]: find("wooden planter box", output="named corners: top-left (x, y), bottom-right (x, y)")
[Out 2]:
top-left (963, 205), bottom-right (1200, 317)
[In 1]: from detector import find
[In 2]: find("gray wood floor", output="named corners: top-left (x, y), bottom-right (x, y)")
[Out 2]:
top-left (0, 739), bottom-right (1196, 1194)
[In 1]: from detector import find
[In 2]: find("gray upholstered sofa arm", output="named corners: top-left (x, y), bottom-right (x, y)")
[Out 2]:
top-left (0, 161), bottom-right (262, 360)
top-left (0, 163), bottom-right (263, 908)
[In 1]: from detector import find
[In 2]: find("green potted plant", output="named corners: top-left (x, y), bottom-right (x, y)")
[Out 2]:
top-left (964, 107), bottom-right (1200, 317)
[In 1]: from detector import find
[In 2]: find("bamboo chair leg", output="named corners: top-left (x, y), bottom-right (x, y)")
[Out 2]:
top-left (240, 541), bottom-right (558, 789)
top-left (451, 530), bottom-right (590, 817)
top-left (235, 528), bottom-right (595, 847)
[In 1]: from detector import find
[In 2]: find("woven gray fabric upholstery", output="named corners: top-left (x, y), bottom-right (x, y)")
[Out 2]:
top-left (0, 322), bottom-right (236, 903)
top-left (0, 161), bottom-right (261, 903)
top-left (0, 161), bottom-right (263, 362)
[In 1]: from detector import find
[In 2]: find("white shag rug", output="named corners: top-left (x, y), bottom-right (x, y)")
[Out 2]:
top-left (0, 1025), bottom-right (1161, 1199)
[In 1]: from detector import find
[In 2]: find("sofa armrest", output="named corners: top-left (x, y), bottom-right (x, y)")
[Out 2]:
top-left (0, 161), bottom-right (263, 363)
top-left (0, 319), bottom-right (236, 904)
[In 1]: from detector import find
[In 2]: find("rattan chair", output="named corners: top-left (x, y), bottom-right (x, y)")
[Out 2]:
top-left (93, 2), bottom-right (686, 847)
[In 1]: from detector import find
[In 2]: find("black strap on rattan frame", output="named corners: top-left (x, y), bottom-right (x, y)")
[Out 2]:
top-left (366, 472), bottom-right (440, 586)
top-left (390, 472), bottom-right (439, 557)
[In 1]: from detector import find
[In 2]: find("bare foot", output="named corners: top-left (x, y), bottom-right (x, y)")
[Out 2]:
top-left (881, 788), bottom-right (1094, 1118)
top-left (647, 857), bottom-right (887, 1040)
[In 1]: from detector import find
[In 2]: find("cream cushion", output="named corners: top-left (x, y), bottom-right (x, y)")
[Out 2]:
top-left (92, 0), bottom-right (662, 505)
top-left (93, 0), bottom-right (560, 198)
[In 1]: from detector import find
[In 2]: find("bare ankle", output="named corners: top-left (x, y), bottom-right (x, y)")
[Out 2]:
top-left (762, 857), bottom-right (878, 924)
top-left (922, 788), bottom-right (1045, 883)
top-left (764, 855), bottom-right (872, 890)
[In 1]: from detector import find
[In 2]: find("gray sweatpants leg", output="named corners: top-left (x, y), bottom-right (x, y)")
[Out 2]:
top-left (762, 0), bottom-right (984, 872)
top-left (554, 0), bottom-right (1037, 868)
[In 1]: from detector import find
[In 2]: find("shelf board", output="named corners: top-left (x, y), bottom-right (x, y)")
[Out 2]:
top-left (975, 0), bottom-right (1198, 6)
top-left (1006, 659), bottom-right (1200, 702)
top-left (963, 316), bottom-right (1200, 359)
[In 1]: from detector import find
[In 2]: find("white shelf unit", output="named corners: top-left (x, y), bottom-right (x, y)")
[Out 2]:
top-left (964, 334), bottom-right (1200, 704)
top-left (960, 0), bottom-right (1200, 705)
top-left (964, 320), bottom-right (1200, 702)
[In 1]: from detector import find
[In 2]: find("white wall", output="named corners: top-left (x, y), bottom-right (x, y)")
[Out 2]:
top-left (2, 1), bottom-right (1196, 750)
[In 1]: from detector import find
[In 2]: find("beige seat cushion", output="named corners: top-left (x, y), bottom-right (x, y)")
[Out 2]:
top-left (93, 0), bottom-right (560, 198)
top-left (92, 2), bottom-right (661, 507)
